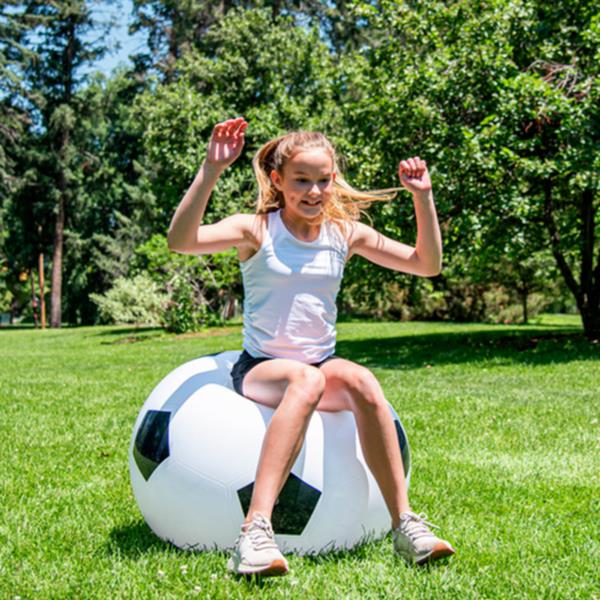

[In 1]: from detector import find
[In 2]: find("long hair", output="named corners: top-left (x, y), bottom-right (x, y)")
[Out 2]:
top-left (252, 131), bottom-right (399, 224)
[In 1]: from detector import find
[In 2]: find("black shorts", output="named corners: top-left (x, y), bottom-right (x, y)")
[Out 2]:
top-left (231, 350), bottom-right (339, 396)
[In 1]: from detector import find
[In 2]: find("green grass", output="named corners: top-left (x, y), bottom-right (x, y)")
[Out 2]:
top-left (1, 316), bottom-right (599, 599)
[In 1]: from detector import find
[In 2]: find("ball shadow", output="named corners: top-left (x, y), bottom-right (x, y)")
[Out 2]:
top-left (106, 520), bottom-right (171, 558)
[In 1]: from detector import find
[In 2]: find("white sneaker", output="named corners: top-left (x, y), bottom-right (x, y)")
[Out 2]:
top-left (393, 511), bottom-right (455, 565)
top-left (227, 513), bottom-right (289, 576)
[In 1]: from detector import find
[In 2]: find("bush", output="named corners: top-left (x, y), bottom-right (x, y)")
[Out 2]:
top-left (132, 234), bottom-right (242, 333)
top-left (90, 274), bottom-right (168, 326)
top-left (483, 288), bottom-right (549, 325)
top-left (159, 275), bottom-right (225, 334)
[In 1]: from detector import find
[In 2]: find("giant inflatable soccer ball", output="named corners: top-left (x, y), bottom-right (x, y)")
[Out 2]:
top-left (129, 351), bottom-right (411, 555)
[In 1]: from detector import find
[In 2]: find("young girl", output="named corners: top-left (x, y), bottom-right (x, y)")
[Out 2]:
top-left (168, 117), bottom-right (455, 576)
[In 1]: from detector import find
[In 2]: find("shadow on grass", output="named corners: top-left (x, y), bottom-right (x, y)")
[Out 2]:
top-left (93, 326), bottom-right (164, 337)
top-left (106, 520), bottom-right (171, 557)
top-left (231, 536), bottom-right (452, 588)
top-left (106, 523), bottom-right (453, 588)
top-left (336, 327), bottom-right (598, 369)
top-left (92, 323), bottom-right (243, 345)
top-left (101, 334), bottom-right (165, 345)
top-left (299, 536), bottom-right (383, 565)
top-left (95, 324), bottom-right (597, 364)
top-left (87, 326), bottom-right (166, 345)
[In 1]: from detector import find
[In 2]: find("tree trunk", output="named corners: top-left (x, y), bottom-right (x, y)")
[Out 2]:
top-left (521, 291), bottom-right (528, 324)
top-left (542, 180), bottom-right (600, 340)
top-left (30, 272), bottom-right (39, 328)
top-left (581, 307), bottom-right (600, 342)
top-left (221, 293), bottom-right (237, 320)
top-left (50, 193), bottom-right (65, 327)
top-left (49, 14), bottom-right (75, 328)
top-left (38, 252), bottom-right (46, 329)
top-left (50, 125), bottom-right (70, 329)
top-left (579, 188), bottom-right (599, 341)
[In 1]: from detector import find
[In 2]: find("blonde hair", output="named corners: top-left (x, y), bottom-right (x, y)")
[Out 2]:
top-left (252, 131), bottom-right (399, 223)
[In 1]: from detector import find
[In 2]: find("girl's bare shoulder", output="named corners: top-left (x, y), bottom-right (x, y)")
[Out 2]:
top-left (235, 212), bottom-right (268, 261)
top-left (235, 212), bottom-right (268, 240)
top-left (332, 218), bottom-right (362, 245)
top-left (343, 220), bottom-right (381, 258)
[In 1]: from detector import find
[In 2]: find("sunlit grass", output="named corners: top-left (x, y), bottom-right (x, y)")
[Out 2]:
top-left (1, 316), bottom-right (598, 598)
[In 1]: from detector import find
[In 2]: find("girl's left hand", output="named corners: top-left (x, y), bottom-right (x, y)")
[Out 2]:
top-left (398, 157), bottom-right (432, 195)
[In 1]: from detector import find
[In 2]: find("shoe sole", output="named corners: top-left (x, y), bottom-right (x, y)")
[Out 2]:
top-left (229, 558), bottom-right (289, 577)
top-left (415, 542), bottom-right (456, 566)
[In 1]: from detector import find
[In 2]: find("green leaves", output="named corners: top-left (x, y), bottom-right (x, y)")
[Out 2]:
top-left (132, 234), bottom-right (241, 332)
top-left (2, 0), bottom-right (598, 333)
top-left (90, 273), bottom-right (168, 326)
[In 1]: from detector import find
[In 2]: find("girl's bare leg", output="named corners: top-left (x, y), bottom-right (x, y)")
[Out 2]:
top-left (241, 359), bottom-right (325, 524)
top-left (318, 359), bottom-right (410, 529)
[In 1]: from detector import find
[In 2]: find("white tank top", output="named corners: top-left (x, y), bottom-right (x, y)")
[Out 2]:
top-left (240, 210), bottom-right (348, 362)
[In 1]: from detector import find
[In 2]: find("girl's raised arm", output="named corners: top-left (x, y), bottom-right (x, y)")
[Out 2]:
top-left (348, 157), bottom-right (442, 277)
top-left (167, 117), bottom-right (250, 255)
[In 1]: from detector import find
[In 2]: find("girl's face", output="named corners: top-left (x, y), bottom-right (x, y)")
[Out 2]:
top-left (271, 148), bottom-right (336, 221)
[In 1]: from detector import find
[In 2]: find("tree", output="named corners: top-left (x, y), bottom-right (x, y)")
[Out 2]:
top-left (134, 8), bottom-right (339, 223)
top-left (338, 0), bottom-right (600, 338)
top-left (20, 0), bottom-right (114, 327)
top-left (467, 0), bottom-right (600, 338)
top-left (0, 2), bottom-right (39, 196)
top-left (130, 0), bottom-right (271, 79)
top-left (479, 22), bottom-right (599, 338)
top-left (1, 2), bottom-right (45, 322)
top-left (58, 70), bottom-right (154, 324)
top-left (129, 0), bottom-right (378, 80)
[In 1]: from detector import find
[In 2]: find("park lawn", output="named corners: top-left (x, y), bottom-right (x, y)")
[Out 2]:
top-left (1, 317), bottom-right (598, 599)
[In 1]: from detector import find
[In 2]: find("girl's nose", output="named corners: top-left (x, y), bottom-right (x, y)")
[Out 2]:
top-left (308, 183), bottom-right (320, 196)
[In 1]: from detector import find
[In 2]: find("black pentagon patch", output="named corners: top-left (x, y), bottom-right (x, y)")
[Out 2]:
top-left (238, 473), bottom-right (321, 535)
top-left (393, 419), bottom-right (410, 477)
top-left (133, 410), bottom-right (171, 481)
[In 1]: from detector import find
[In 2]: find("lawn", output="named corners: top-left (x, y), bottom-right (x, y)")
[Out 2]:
top-left (1, 316), bottom-right (598, 599)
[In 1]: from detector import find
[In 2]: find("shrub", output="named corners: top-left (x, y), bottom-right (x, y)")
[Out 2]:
top-left (90, 274), bottom-right (168, 326)
top-left (160, 275), bottom-right (224, 334)
top-left (483, 288), bottom-right (549, 324)
top-left (133, 234), bottom-right (242, 333)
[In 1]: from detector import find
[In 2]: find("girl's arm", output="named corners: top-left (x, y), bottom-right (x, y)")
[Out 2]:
top-left (167, 117), bottom-right (255, 255)
top-left (348, 157), bottom-right (442, 277)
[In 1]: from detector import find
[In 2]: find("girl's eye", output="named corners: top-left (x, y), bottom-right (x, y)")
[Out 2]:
top-left (294, 177), bottom-right (331, 183)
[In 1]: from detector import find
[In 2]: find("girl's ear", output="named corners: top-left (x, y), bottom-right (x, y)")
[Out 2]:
top-left (270, 169), bottom-right (283, 191)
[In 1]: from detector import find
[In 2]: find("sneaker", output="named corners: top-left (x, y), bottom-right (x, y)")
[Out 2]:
top-left (227, 513), bottom-right (289, 576)
top-left (393, 511), bottom-right (455, 565)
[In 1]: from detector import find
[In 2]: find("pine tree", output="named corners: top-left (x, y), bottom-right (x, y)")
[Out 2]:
top-left (22, 0), bottom-right (112, 327)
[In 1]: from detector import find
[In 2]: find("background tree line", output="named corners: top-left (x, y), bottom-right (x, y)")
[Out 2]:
top-left (1, 0), bottom-right (598, 338)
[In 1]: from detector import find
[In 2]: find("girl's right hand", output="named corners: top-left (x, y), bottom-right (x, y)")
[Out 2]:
top-left (206, 117), bottom-right (248, 170)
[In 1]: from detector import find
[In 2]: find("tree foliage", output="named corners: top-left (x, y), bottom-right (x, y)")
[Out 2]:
top-left (334, 0), bottom-right (599, 337)
top-left (134, 8), bottom-right (339, 222)
top-left (3, 0), bottom-right (598, 338)
top-left (1, 1), bottom-right (117, 326)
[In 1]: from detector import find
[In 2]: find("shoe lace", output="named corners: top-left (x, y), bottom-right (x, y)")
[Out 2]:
top-left (400, 512), bottom-right (439, 541)
top-left (244, 514), bottom-right (279, 551)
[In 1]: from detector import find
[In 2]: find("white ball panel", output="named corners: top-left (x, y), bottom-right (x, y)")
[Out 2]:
top-left (135, 458), bottom-right (243, 550)
top-left (169, 384), bottom-right (267, 487)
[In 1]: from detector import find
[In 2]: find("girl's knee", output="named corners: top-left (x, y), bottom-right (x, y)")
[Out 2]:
top-left (289, 365), bottom-right (326, 406)
top-left (345, 366), bottom-right (385, 410)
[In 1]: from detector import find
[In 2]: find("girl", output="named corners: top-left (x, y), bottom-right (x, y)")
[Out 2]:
top-left (168, 117), bottom-right (455, 576)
